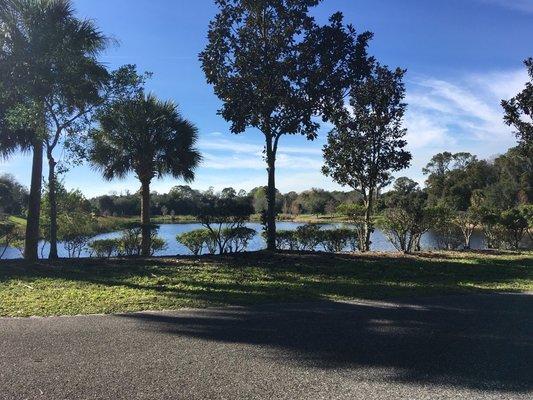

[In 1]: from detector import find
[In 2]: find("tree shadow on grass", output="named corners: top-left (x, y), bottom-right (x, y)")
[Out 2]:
top-left (0, 251), bottom-right (531, 299)
top-left (1, 252), bottom-right (532, 391)
top-left (119, 294), bottom-right (533, 393)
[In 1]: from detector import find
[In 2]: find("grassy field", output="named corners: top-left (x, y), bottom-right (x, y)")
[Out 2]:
top-left (0, 250), bottom-right (531, 317)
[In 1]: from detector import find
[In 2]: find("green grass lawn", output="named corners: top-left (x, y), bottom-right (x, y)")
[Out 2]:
top-left (0, 250), bottom-right (531, 317)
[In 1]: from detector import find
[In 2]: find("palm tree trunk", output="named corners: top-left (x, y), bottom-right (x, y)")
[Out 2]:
top-left (140, 178), bottom-right (151, 256)
top-left (266, 148), bottom-right (277, 251)
top-left (47, 153), bottom-right (58, 260)
top-left (24, 141), bottom-right (43, 261)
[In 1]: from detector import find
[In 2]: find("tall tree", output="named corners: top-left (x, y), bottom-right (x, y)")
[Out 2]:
top-left (199, 0), bottom-right (371, 250)
top-left (322, 61), bottom-right (411, 252)
top-left (0, 0), bottom-right (109, 259)
top-left (90, 94), bottom-right (201, 256)
top-left (502, 58), bottom-right (533, 152)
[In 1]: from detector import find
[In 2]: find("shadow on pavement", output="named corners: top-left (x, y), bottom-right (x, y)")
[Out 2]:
top-left (121, 293), bottom-right (533, 393)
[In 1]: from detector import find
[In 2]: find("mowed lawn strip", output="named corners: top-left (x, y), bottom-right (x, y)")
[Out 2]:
top-left (0, 251), bottom-right (531, 317)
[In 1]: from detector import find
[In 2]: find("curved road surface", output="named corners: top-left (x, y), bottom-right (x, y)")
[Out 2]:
top-left (1, 293), bottom-right (532, 399)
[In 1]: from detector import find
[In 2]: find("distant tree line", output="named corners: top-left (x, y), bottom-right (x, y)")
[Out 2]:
top-left (89, 186), bottom-right (362, 218)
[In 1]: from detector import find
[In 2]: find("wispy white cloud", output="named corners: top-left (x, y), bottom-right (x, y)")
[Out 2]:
top-left (399, 68), bottom-right (527, 185)
top-left (477, 0), bottom-right (533, 13)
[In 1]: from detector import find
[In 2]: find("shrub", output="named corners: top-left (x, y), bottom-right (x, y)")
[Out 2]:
top-left (336, 203), bottom-right (367, 251)
top-left (89, 239), bottom-right (121, 258)
top-left (177, 229), bottom-right (211, 255)
top-left (118, 225), bottom-right (167, 256)
top-left (177, 227), bottom-right (255, 255)
top-left (295, 224), bottom-right (322, 251)
top-left (58, 213), bottom-right (98, 258)
top-left (150, 237), bottom-right (168, 256)
top-left (379, 206), bottom-right (436, 253)
top-left (272, 230), bottom-right (298, 250)
top-left (320, 228), bottom-right (353, 253)
top-left (223, 226), bottom-right (256, 253)
top-left (119, 226), bottom-right (143, 256)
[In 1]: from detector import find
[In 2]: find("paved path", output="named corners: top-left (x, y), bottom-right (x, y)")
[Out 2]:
top-left (1, 293), bottom-right (532, 399)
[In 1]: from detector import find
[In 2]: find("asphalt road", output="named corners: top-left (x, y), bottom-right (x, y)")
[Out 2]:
top-left (1, 293), bottom-right (532, 400)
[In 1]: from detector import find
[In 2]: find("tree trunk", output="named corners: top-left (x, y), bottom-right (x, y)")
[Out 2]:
top-left (47, 153), bottom-right (58, 260)
top-left (266, 149), bottom-right (277, 251)
top-left (24, 141), bottom-right (43, 261)
top-left (140, 178), bottom-right (151, 257)
top-left (362, 194), bottom-right (374, 252)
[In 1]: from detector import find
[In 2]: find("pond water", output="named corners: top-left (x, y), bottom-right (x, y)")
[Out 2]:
top-left (1, 221), bottom-right (488, 260)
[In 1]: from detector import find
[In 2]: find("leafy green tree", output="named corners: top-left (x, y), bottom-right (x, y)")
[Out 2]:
top-left (323, 61), bottom-right (411, 252)
top-left (200, 0), bottom-right (371, 250)
top-left (0, 0), bottom-right (112, 260)
top-left (502, 58), bottom-right (533, 152)
top-left (90, 94), bottom-right (201, 256)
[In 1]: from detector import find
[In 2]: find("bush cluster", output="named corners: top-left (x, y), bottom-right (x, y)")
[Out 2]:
top-left (89, 226), bottom-right (167, 258)
top-left (269, 224), bottom-right (359, 252)
top-left (176, 226), bottom-right (256, 255)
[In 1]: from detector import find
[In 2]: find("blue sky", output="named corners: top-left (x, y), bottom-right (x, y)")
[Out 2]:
top-left (1, 0), bottom-right (532, 197)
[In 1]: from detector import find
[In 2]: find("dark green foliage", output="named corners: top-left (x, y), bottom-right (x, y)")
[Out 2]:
top-left (223, 227), bottom-right (256, 253)
top-left (320, 228), bottom-right (355, 252)
top-left (378, 178), bottom-right (433, 253)
top-left (0, 219), bottom-right (23, 259)
top-left (335, 203), bottom-right (368, 251)
top-left (0, 0), bottom-right (114, 259)
top-left (431, 206), bottom-right (463, 250)
top-left (117, 226), bottom-right (167, 257)
top-left (519, 204), bottom-right (533, 241)
top-left (423, 148), bottom-right (532, 211)
top-left (89, 239), bottom-right (121, 258)
top-left (196, 193), bottom-right (254, 254)
top-left (177, 226), bottom-right (255, 255)
top-left (273, 230), bottom-right (300, 251)
top-left (479, 208), bottom-right (502, 249)
top-left (295, 224), bottom-right (322, 251)
top-left (268, 225), bottom-right (357, 252)
top-left (0, 174), bottom-right (28, 215)
top-left (502, 58), bottom-right (533, 152)
top-left (177, 230), bottom-right (216, 256)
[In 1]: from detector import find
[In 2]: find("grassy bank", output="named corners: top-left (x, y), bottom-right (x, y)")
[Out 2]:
top-left (0, 250), bottom-right (531, 317)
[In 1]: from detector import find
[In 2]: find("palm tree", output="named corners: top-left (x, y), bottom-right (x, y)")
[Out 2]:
top-left (90, 94), bottom-right (202, 256)
top-left (0, 0), bottom-right (109, 260)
